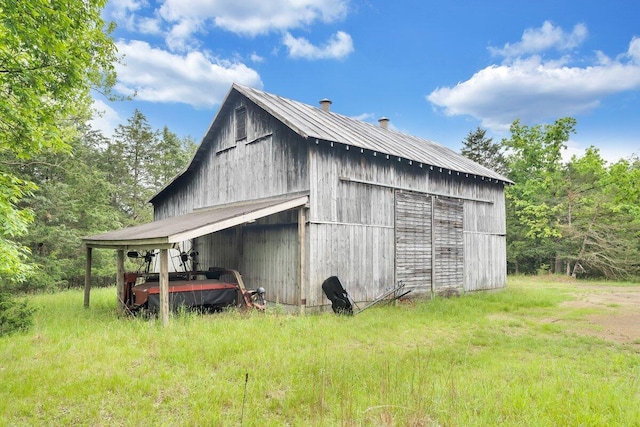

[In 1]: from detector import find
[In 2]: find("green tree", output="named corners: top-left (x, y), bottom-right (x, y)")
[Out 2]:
top-left (105, 114), bottom-right (197, 225)
top-left (0, 175), bottom-right (35, 282)
top-left (10, 127), bottom-right (124, 291)
top-left (461, 127), bottom-right (507, 174)
top-left (502, 117), bottom-right (640, 278)
top-left (150, 127), bottom-right (197, 189)
top-left (560, 150), bottom-right (640, 278)
top-left (0, 0), bottom-right (117, 284)
top-left (4, 117), bottom-right (198, 292)
top-left (502, 118), bottom-right (576, 274)
top-left (105, 110), bottom-right (158, 223)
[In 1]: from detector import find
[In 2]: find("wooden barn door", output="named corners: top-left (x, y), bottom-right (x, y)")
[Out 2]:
top-left (433, 198), bottom-right (464, 293)
top-left (395, 191), bottom-right (464, 295)
top-left (395, 191), bottom-right (432, 291)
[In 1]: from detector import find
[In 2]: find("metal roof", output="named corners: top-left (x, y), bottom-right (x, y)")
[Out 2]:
top-left (150, 84), bottom-right (511, 204)
top-left (83, 194), bottom-right (309, 249)
top-left (232, 84), bottom-right (512, 183)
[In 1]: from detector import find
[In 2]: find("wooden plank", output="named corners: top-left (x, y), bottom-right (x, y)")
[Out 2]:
top-left (298, 207), bottom-right (307, 314)
top-left (395, 191), bottom-right (432, 289)
top-left (463, 232), bottom-right (506, 291)
top-left (159, 248), bottom-right (170, 326)
top-left (433, 198), bottom-right (464, 291)
top-left (83, 246), bottom-right (92, 308)
top-left (116, 250), bottom-right (125, 312)
top-left (339, 177), bottom-right (495, 204)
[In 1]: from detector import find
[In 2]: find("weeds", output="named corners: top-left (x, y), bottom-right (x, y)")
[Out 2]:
top-left (0, 292), bottom-right (36, 337)
top-left (1, 278), bottom-right (639, 425)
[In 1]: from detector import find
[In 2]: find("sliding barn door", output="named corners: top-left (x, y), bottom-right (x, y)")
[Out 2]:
top-left (433, 198), bottom-right (464, 292)
top-left (395, 191), bottom-right (464, 295)
top-left (395, 191), bottom-right (432, 291)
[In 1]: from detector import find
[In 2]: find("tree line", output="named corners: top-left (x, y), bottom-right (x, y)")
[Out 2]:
top-left (462, 120), bottom-right (640, 279)
top-left (1, 111), bottom-right (196, 292)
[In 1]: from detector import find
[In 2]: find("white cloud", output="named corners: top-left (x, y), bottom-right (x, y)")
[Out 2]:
top-left (283, 31), bottom-right (354, 60)
top-left (563, 139), bottom-right (639, 164)
top-left (489, 21), bottom-right (588, 59)
top-left (165, 18), bottom-right (203, 51)
top-left (158, 0), bottom-right (349, 50)
top-left (352, 112), bottom-right (376, 122)
top-left (108, 0), bottom-right (149, 33)
top-left (89, 99), bottom-right (121, 138)
top-left (109, 0), bottom-right (146, 18)
top-left (250, 52), bottom-right (264, 63)
top-left (428, 26), bottom-right (640, 132)
top-left (138, 17), bottom-right (163, 35)
top-left (114, 40), bottom-right (263, 107)
top-left (628, 37), bottom-right (640, 64)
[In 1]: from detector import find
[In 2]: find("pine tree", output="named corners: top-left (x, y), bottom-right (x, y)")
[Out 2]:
top-left (461, 127), bottom-right (507, 175)
top-left (106, 110), bottom-right (158, 223)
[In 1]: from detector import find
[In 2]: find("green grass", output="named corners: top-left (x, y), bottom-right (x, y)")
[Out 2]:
top-left (1, 278), bottom-right (639, 426)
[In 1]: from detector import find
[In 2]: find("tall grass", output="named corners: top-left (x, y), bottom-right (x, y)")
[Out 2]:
top-left (1, 278), bottom-right (639, 426)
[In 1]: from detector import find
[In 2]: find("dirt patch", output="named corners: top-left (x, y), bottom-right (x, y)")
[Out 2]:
top-left (559, 284), bottom-right (640, 345)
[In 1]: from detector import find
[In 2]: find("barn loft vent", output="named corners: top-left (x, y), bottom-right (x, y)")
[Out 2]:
top-left (235, 106), bottom-right (247, 141)
top-left (378, 116), bottom-right (389, 129)
top-left (319, 98), bottom-right (332, 112)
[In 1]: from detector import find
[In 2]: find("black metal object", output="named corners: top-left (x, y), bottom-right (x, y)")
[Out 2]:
top-left (356, 281), bottom-right (410, 314)
top-left (146, 286), bottom-right (239, 312)
top-left (321, 276), bottom-right (353, 315)
top-left (322, 276), bottom-right (411, 316)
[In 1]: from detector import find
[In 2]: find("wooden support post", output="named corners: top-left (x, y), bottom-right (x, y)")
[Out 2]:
top-left (235, 226), bottom-right (244, 270)
top-left (83, 246), bottom-right (92, 308)
top-left (430, 196), bottom-right (436, 299)
top-left (116, 249), bottom-right (125, 312)
top-left (159, 248), bottom-right (170, 326)
top-left (298, 207), bottom-right (307, 314)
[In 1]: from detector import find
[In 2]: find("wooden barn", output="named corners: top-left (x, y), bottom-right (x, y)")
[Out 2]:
top-left (83, 83), bottom-right (511, 315)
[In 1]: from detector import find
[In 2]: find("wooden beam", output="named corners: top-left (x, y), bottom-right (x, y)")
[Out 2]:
top-left (83, 239), bottom-right (171, 249)
top-left (430, 196), bottom-right (436, 299)
top-left (168, 196), bottom-right (308, 243)
top-left (116, 250), bottom-right (125, 312)
top-left (298, 207), bottom-right (307, 314)
top-left (83, 246), bottom-right (92, 308)
top-left (235, 226), bottom-right (244, 270)
top-left (338, 177), bottom-right (495, 204)
top-left (159, 248), bottom-right (170, 326)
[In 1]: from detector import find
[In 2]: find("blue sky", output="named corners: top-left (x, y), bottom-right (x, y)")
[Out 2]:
top-left (92, 0), bottom-right (640, 163)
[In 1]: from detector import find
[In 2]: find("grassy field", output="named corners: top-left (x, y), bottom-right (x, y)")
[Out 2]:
top-left (1, 277), bottom-right (639, 426)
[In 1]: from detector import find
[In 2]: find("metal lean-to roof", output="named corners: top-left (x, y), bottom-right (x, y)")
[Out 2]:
top-left (232, 84), bottom-right (512, 183)
top-left (83, 194), bottom-right (309, 249)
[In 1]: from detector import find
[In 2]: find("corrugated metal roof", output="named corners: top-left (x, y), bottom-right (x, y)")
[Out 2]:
top-left (84, 194), bottom-right (308, 248)
top-left (233, 84), bottom-right (512, 183)
top-left (150, 84), bottom-right (511, 204)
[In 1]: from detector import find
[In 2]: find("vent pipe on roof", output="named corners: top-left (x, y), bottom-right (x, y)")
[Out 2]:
top-left (378, 117), bottom-right (389, 129)
top-left (319, 98), bottom-right (332, 112)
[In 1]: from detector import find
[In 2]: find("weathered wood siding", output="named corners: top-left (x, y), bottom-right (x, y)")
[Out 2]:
top-left (394, 193), bottom-right (464, 296)
top-left (418, 172), bottom-right (505, 292)
top-left (308, 144), bottom-right (397, 306)
top-left (154, 94), bottom-right (309, 219)
top-left (395, 191), bottom-right (432, 290)
top-left (464, 233), bottom-right (506, 291)
top-left (433, 198), bottom-right (464, 293)
top-left (308, 141), bottom-right (507, 306)
top-left (154, 94), bottom-right (308, 303)
top-left (193, 222), bottom-right (299, 304)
